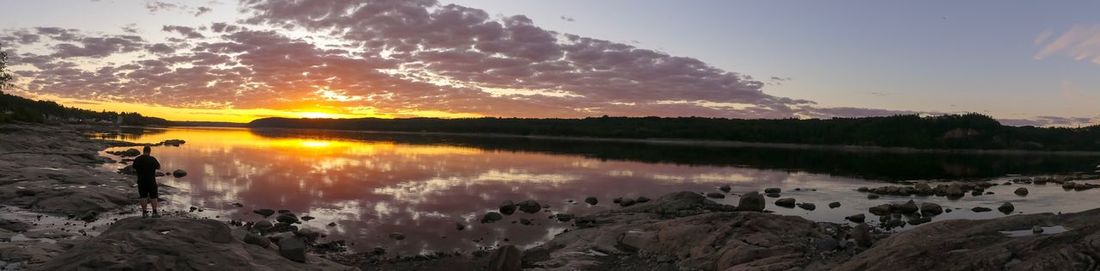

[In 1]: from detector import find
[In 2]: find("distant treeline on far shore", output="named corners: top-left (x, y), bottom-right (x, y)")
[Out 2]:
top-left (0, 91), bottom-right (168, 126)
top-left (249, 114), bottom-right (1100, 152)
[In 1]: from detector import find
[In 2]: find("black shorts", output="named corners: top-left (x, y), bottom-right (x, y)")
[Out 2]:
top-left (138, 181), bottom-right (159, 199)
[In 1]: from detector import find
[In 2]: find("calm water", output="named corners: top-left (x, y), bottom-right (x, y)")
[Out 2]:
top-left (100, 127), bottom-right (1100, 256)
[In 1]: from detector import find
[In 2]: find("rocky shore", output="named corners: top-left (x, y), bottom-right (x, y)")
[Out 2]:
top-left (3, 123), bottom-right (1100, 271)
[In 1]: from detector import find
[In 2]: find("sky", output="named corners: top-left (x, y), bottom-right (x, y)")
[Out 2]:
top-left (1, 0), bottom-right (1098, 125)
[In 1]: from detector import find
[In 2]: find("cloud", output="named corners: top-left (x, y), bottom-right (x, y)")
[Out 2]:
top-left (560, 16), bottom-right (575, 22)
top-left (194, 6), bottom-right (212, 16)
top-left (1034, 24), bottom-right (1100, 65)
top-left (999, 116), bottom-right (1097, 127)
top-left (162, 25), bottom-right (205, 39)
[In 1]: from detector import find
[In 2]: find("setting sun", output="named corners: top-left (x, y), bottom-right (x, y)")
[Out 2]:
top-left (299, 112), bottom-right (336, 119)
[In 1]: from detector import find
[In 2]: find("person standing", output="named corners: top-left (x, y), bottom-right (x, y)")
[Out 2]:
top-left (132, 145), bottom-right (161, 217)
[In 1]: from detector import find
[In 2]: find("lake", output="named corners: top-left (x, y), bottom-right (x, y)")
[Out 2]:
top-left (100, 127), bottom-right (1100, 256)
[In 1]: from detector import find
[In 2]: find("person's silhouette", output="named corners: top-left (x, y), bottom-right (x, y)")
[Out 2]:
top-left (132, 145), bottom-right (161, 217)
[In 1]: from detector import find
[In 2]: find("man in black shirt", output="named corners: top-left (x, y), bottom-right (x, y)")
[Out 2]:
top-left (132, 146), bottom-right (161, 217)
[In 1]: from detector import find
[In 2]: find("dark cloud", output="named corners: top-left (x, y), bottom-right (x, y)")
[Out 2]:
top-left (162, 25), bottom-right (205, 39)
top-left (195, 6), bottom-right (212, 16)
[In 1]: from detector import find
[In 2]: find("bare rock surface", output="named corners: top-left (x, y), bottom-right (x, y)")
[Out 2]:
top-left (36, 217), bottom-right (355, 271)
top-left (835, 209), bottom-right (1100, 271)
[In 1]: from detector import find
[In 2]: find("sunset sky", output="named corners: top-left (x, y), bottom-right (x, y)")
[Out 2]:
top-left (1, 1), bottom-right (1099, 125)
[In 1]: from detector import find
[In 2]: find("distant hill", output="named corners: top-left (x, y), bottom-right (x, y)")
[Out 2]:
top-left (249, 114), bottom-right (1100, 151)
top-left (0, 91), bottom-right (169, 126)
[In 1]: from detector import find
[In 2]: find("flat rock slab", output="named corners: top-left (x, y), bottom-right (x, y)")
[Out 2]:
top-left (36, 217), bottom-right (356, 271)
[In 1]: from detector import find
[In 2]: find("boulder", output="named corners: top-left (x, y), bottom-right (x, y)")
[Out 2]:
top-left (1015, 187), bottom-right (1029, 196)
top-left (481, 212), bottom-right (504, 223)
top-left (998, 202), bottom-right (1015, 214)
top-left (920, 202), bottom-right (943, 216)
top-left (243, 232), bottom-right (271, 248)
top-left (253, 209), bottom-right (275, 217)
top-left (736, 192), bottom-right (765, 212)
top-left (254, 220), bottom-right (274, 231)
top-left (278, 236), bottom-right (307, 263)
top-left (897, 200), bottom-right (919, 214)
top-left (851, 223), bottom-right (873, 247)
top-left (517, 200), bottom-right (542, 214)
top-left (584, 196), bottom-right (598, 205)
top-left (845, 214), bottom-right (866, 223)
top-left (869, 204), bottom-right (892, 216)
top-left (499, 200), bottom-right (517, 215)
top-left (276, 213), bottom-right (299, 224)
top-left (172, 169), bottom-right (187, 178)
top-left (775, 198), bottom-right (796, 208)
top-left (705, 192), bottom-right (725, 199)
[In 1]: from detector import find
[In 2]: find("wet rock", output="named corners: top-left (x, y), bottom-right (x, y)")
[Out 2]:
top-left (107, 148), bottom-right (141, 157)
top-left (584, 196), bottom-right (598, 205)
top-left (852, 223), bottom-right (873, 247)
top-left (914, 183), bottom-right (933, 194)
top-left (736, 192), bottom-right (765, 212)
top-left (998, 202), bottom-right (1015, 214)
top-left (946, 185), bottom-right (965, 198)
top-left (972, 207), bottom-right (992, 212)
top-left (705, 192), bottom-right (725, 199)
top-left (277, 209), bottom-right (291, 214)
top-left (517, 200), bottom-right (542, 214)
top-left (766, 193), bottom-right (781, 198)
top-left (796, 202), bottom-right (816, 211)
top-left (172, 169), bottom-right (187, 178)
top-left (481, 212), bottom-right (504, 223)
top-left (869, 204), bottom-right (892, 216)
top-left (275, 213), bottom-right (299, 224)
top-left (295, 228), bottom-right (322, 243)
top-left (499, 200), bottom-right (517, 215)
top-left (846, 214), bottom-right (866, 223)
top-left (920, 202), bottom-right (943, 216)
top-left (719, 185), bottom-right (731, 193)
top-left (278, 237), bottom-right (307, 262)
top-left (388, 232), bottom-right (405, 241)
top-left (764, 187), bottom-right (782, 194)
top-left (828, 202), bottom-right (841, 208)
top-left (253, 209), bottom-right (275, 217)
top-left (1014, 187), bottom-right (1029, 196)
top-left (618, 198), bottom-right (637, 207)
top-left (488, 245), bottom-right (522, 271)
top-left (79, 211), bottom-right (99, 223)
top-left (636, 196), bottom-right (651, 203)
top-left (856, 187), bottom-right (869, 192)
top-left (254, 220), bottom-right (274, 231)
top-left (243, 232), bottom-right (271, 248)
top-left (774, 198), bottom-right (796, 208)
top-left (300, 215), bottom-right (314, 221)
top-left (160, 139), bottom-right (186, 146)
top-left (897, 200), bottom-right (919, 214)
top-left (613, 197), bottom-right (622, 204)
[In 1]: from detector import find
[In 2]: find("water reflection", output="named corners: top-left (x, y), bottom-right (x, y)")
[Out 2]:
top-left (101, 127), bottom-right (1100, 255)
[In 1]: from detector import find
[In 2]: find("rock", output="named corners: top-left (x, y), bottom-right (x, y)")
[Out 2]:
top-left (856, 187), bottom-right (869, 192)
top-left (254, 220), bottom-right (274, 231)
top-left (519, 218), bottom-right (532, 225)
top-left (764, 187), bottom-right (782, 194)
top-left (815, 238), bottom-right (839, 251)
top-left (869, 204), bottom-right (892, 216)
top-left (766, 193), bottom-right (780, 198)
top-left (867, 194), bottom-right (880, 199)
top-left (107, 148), bottom-right (141, 157)
top-left (253, 209), bottom-right (275, 217)
top-left (845, 214), bottom-right (866, 223)
top-left (499, 200), bottom-right (517, 215)
top-left (243, 232), bottom-right (271, 248)
top-left (488, 245), bottom-right (522, 271)
top-left (852, 223), bottom-right (873, 247)
top-left (278, 209), bottom-right (291, 214)
top-left (736, 192), bottom-right (765, 212)
top-left (584, 196), bottom-right (598, 205)
top-left (327, 222), bottom-right (337, 227)
top-left (920, 202), bottom-right (943, 216)
top-left (972, 207), bottom-right (992, 212)
top-left (914, 183), bottom-right (932, 194)
top-left (517, 200), bottom-right (542, 214)
top-left (1032, 225), bottom-right (1043, 234)
top-left (946, 184), bottom-right (964, 198)
top-left (295, 228), bottom-right (322, 243)
top-left (300, 215), bottom-right (314, 221)
top-left (636, 196), bottom-right (651, 203)
top-left (618, 198), bottom-right (637, 207)
top-left (613, 197), bottom-right (622, 204)
top-left (907, 216), bottom-right (931, 225)
top-left (555, 214), bottom-right (575, 222)
top-left (775, 198), bottom-right (796, 208)
top-left (719, 185), bottom-right (731, 193)
top-left (160, 139), bottom-right (186, 146)
top-left (388, 232), bottom-right (405, 241)
top-left (278, 237), bottom-right (307, 263)
top-left (998, 202), bottom-right (1015, 214)
top-left (796, 202), bottom-right (816, 211)
top-left (36, 217), bottom-right (350, 270)
top-left (897, 200), bottom-right (919, 214)
top-left (705, 192), bottom-right (725, 199)
top-left (455, 222), bottom-right (466, 231)
top-left (828, 202), bottom-right (841, 208)
top-left (270, 222), bottom-right (298, 233)
top-left (276, 213), bottom-right (299, 224)
top-left (1015, 187), bottom-right (1029, 196)
top-left (79, 211), bottom-right (99, 223)
top-left (172, 169), bottom-right (187, 178)
top-left (481, 212), bottom-right (504, 223)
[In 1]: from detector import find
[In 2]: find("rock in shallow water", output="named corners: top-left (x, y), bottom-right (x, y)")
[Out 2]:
top-left (845, 214), bottom-right (866, 223)
top-left (517, 200), bottom-right (542, 214)
top-left (481, 212), bottom-right (504, 223)
top-left (828, 202), bottom-right (841, 208)
top-left (1015, 187), bottom-right (1029, 196)
top-left (998, 202), bottom-right (1015, 214)
top-left (775, 198), bottom-right (796, 208)
top-left (499, 200), bottom-right (517, 215)
top-left (172, 169), bottom-right (187, 178)
top-left (920, 202), bottom-right (943, 216)
top-left (736, 192), bottom-right (765, 212)
top-left (584, 196), bottom-right (598, 205)
top-left (253, 209), bottom-right (275, 217)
